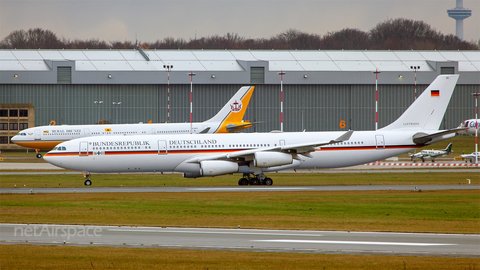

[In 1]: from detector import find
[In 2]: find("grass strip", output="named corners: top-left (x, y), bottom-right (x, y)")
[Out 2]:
top-left (1, 190), bottom-right (478, 234)
top-left (1, 172), bottom-right (479, 188)
top-left (1, 245), bottom-right (478, 270)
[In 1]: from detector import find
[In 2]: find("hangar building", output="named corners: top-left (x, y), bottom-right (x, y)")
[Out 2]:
top-left (1, 49), bottom-right (479, 149)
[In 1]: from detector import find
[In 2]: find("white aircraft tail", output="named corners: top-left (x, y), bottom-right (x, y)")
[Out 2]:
top-left (381, 75), bottom-right (459, 131)
top-left (204, 86), bottom-right (255, 133)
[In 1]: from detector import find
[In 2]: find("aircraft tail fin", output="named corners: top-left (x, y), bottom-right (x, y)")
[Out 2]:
top-left (204, 86), bottom-right (255, 133)
top-left (380, 75), bottom-right (459, 131)
top-left (444, 142), bottom-right (453, 154)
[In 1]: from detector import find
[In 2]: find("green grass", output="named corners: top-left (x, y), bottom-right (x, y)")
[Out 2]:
top-left (1, 245), bottom-right (478, 270)
top-left (1, 171), bottom-right (479, 188)
top-left (1, 190), bottom-right (478, 234)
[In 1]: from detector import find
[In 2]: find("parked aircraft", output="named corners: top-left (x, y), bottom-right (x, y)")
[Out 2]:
top-left (44, 75), bottom-right (462, 186)
top-left (12, 86), bottom-right (256, 158)
top-left (460, 152), bottom-right (480, 163)
top-left (410, 143), bottom-right (453, 163)
top-left (456, 119), bottom-right (479, 135)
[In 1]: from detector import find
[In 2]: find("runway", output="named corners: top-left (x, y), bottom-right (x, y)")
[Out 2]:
top-left (1, 185), bottom-right (479, 194)
top-left (1, 224), bottom-right (477, 257)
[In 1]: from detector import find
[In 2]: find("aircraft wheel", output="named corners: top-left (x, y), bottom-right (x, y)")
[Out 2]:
top-left (238, 178), bottom-right (248, 186)
top-left (250, 178), bottom-right (259, 185)
top-left (84, 179), bottom-right (92, 186)
top-left (36, 153), bottom-right (42, 158)
top-left (264, 178), bottom-right (273, 186)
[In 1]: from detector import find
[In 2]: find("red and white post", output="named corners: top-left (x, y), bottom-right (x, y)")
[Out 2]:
top-left (410, 66), bottom-right (420, 100)
top-left (188, 72), bottom-right (196, 134)
top-left (373, 69), bottom-right (381, 131)
top-left (473, 91), bottom-right (479, 164)
top-left (163, 65), bottom-right (173, 122)
top-left (278, 71), bottom-right (285, 132)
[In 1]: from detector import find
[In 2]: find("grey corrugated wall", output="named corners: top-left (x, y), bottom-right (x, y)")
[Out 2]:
top-left (0, 83), bottom-right (471, 132)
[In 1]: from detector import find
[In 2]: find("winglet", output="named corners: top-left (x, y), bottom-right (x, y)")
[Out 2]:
top-left (332, 130), bottom-right (354, 143)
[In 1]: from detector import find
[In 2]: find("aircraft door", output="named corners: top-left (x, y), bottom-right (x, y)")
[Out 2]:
top-left (35, 129), bottom-right (41, 140)
top-left (151, 128), bottom-right (156, 135)
top-left (279, 140), bottom-right (286, 146)
top-left (375, 135), bottom-right (385, 150)
top-left (84, 129), bottom-right (90, 136)
top-left (79, 141), bottom-right (89, 156)
top-left (158, 140), bottom-right (167, 155)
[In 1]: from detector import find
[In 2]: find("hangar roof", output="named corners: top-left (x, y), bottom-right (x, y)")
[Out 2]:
top-left (1, 49), bottom-right (479, 72)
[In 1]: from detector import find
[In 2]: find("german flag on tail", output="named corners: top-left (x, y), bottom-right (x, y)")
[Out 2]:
top-left (431, 90), bottom-right (440, 97)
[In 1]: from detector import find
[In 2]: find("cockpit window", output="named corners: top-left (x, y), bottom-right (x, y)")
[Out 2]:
top-left (53, 146), bottom-right (67, 151)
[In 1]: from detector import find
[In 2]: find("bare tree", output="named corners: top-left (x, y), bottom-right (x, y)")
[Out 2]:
top-left (322, 28), bottom-right (370, 50)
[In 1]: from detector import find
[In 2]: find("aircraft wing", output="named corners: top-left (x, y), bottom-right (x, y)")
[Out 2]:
top-left (187, 130), bottom-right (353, 163)
top-left (410, 153), bottom-right (424, 158)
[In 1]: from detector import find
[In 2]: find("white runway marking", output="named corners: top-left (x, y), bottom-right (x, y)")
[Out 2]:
top-left (251, 240), bottom-right (456, 246)
top-left (107, 229), bottom-right (322, 237)
top-left (189, 187), bottom-right (312, 191)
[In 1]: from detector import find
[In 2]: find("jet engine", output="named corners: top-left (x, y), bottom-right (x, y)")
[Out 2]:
top-left (200, 160), bottom-right (239, 176)
top-left (253, 152), bottom-right (293, 168)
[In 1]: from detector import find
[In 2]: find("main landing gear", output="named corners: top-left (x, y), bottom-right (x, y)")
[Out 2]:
top-left (83, 171), bottom-right (92, 186)
top-left (238, 173), bottom-right (273, 186)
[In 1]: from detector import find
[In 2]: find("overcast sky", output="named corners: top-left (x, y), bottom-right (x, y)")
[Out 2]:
top-left (1, 0), bottom-right (479, 44)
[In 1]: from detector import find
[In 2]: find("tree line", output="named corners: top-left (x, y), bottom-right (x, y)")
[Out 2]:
top-left (1, 18), bottom-right (478, 50)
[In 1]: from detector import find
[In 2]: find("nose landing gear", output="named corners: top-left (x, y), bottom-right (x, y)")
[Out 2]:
top-left (83, 171), bottom-right (92, 186)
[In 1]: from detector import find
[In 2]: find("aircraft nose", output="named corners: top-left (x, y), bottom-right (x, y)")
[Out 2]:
top-left (43, 152), bottom-right (57, 165)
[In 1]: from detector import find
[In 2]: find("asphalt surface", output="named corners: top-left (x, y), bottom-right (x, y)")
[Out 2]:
top-left (1, 162), bottom-right (478, 257)
top-left (1, 185), bottom-right (479, 194)
top-left (1, 224), bottom-right (478, 257)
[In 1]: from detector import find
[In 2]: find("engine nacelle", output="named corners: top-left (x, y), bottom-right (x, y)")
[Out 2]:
top-left (200, 161), bottom-right (239, 176)
top-left (183, 172), bottom-right (203, 178)
top-left (253, 152), bottom-right (293, 168)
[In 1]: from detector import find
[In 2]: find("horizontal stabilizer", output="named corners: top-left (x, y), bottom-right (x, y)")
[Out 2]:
top-left (412, 128), bottom-right (466, 145)
top-left (226, 122), bottom-right (262, 133)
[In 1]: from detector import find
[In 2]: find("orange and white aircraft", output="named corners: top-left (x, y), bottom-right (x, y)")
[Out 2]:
top-left (45, 75), bottom-right (463, 186)
top-left (12, 86), bottom-right (255, 157)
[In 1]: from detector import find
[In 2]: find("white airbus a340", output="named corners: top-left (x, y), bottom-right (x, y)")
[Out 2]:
top-left (12, 86), bottom-right (255, 158)
top-left (44, 75), bottom-right (463, 186)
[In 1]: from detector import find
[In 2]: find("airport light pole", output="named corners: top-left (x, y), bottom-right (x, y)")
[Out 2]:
top-left (163, 65), bottom-right (173, 123)
top-left (473, 91), bottom-right (479, 164)
top-left (410, 66), bottom-right (420, 100)
top-left (188, 72), bottom-right (196, 134)
top-left (94, 100), bottom-right (103, 124)
top-left (373, 70), bottom-right (381, 131)
top-left (278, 71), bottom-right (285, 132)
top-left (113, 102), bottom-right (122, 124)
